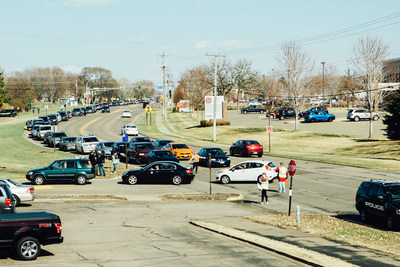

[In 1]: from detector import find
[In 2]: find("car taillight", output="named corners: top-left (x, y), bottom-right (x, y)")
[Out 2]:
top-left (186, 168), bottom-right (193, 174)
top-left (27, 187), bottom-right (35, 193)
top-left (54, 223), bottom-right (62, 234)
top-left (5, 198), bottom-right (12, 207)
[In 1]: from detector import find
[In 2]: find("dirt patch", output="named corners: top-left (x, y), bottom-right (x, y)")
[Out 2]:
top-left (244, 214), bottom-right (400, 258)
top-left (161, 193), bottom-right (243, 201)
top-left (36, 194), bottom-right (127, 201)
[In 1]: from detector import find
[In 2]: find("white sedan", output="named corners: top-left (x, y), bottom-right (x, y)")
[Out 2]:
top-left (0, 178), bottom-right (35, 206)
top-left (121, 110), bottom-right (132, 118)
top-left (121, 125), bottom-right (139, 136)
top-left (215, 160), bottom-right (277, 184)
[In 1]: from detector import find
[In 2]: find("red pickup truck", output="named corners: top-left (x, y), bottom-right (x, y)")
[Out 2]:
top-left (0, 212), bottom-right (63, 260)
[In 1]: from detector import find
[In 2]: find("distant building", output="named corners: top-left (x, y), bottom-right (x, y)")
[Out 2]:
top-left (384, 58), bottom-right (400, 82)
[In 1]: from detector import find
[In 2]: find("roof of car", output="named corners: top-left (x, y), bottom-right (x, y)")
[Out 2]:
top-left (203, 147), bottom-right (223, 150)
top-left (365, 179), bottom-right (400, 185)
top-left (236, 160), bottom-right (272, 164)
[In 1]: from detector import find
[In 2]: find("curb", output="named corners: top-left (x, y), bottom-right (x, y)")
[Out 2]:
top-left (190, 220), bottom-right (357, 267)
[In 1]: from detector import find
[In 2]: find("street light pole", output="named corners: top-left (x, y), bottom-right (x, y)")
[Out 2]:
top-left (321, 62), bottom-right (326, 98)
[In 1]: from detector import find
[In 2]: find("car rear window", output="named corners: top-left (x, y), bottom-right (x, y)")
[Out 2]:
top-left (104, 142), bottom-right (114, 147)
top-left (173, 144), bottom-right (189, 149)
top-left (63, 137), bottom-right (77, 142)
top-left (136, 144), bottom-right (154, 150)
top-left (55, 132), bottom-right (67, 137)
top-left (83, 137), bottom-right (99, 142)
top-left (244, 141), bottom-right (259, 145)
top-left (78, 160), bottom-right (91, 169)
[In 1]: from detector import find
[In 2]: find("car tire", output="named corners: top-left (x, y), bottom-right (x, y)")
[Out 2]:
top-left (226, 163), bottom-right (231, 167)
top-left (127, 175), bottom-right (138, 185)
top-left (221, 175), bottom-right (230, 184)
top-left (328, 117), bottom-right (333, 122)
top-left (373, 115), bottom-right (379, 121)
top-left (260, 110), bottom-right (264, 114)
top-left (229, 148), bottom-right (234, 156)
top-left (33, 175), bottom-right (45, 185)
top-left (279, 115), bottom-right (284, 120)
top-left (311, 118), bottom-right (316, 123)
top-left (257, 175), bottom-right (263, 183)
top-left (359, 208), bottom-right (368, 222)
top-left (172, 175), bottom-right (182, 185)
top-left (16, 236), bottom-right (41, 261)
top-left (386, 216), bottom-right (395, 230)
top-left (243, 110), bottom-right (247, 114)
top-left (354, 116), bottom-right (360, 122)
top-left (269, 114), bottom-right (274, 119)
top-left (258, 154), bottom-right (262, 158)
top-left (13, 194), bottom-right (21, 206)
top-left (76, 175), bottom-right (87, 185)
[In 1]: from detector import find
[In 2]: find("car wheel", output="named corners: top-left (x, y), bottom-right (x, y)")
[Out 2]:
top-left (16, 236), bottom-right (41, 261)
top-left (279, 115), bottom-right (284, 120)
top-left (243, 110), bottom-right (247, 114)
top-left (328, 117), bottom-right (333, 122)
top-left (258, 154), bottom-right (262, 158)
top-left (310, 118), bottom-right (316, 123)
top-left (373, 115), bottom-right (379, 121)
top-left (229, 148), bottom-right (234, 156)
top-left (76, 175), bottom-right (87, 185)
top-left (257, 175), bottom-right (263, 183)
top-left (359, 208), bottom-right (368, 222)
top-left (221, 175), bottom-right (230, 184)
top-left (226, 163), bottom-right (231, 167)
top-left (260, 110), bottom-right (264, 114)
top-left (354, 116), bottom-right (360, 122)
top-left (13, 194), bottom-right (21, 206)
top-left (127, 175), bottom-right (138, 185)
top-left (33, 175), bottom-right (45, 185)
top-left (172, 175), bottom-right (182, 185)
top-left (269, 114), bottom-right (274, 119)
top-left (386, 216), bottom-right (395, 230)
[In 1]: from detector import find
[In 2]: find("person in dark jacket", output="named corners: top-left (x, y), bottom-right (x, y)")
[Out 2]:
top-left (89, 151), bottom-right (97, 174)
top-left (96, 151), bottom-right (106, 176)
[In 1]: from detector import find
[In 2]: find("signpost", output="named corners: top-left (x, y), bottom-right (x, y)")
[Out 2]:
top-left (266, 126), bottom-right (273, 152)
top-left (123, 133), bottom-right (129, 169)
top-left (145, 105), bottom-right (153, 125)
top-left (288, 160), bottom-right (297, 216)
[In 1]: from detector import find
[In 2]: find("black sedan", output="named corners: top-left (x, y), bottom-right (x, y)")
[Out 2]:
top-left (121, 161), bottom-right (194, 185)
top-left (198, 147), bottom-right (231, 167)
top-left (146, 150), bottom-right (179, 164)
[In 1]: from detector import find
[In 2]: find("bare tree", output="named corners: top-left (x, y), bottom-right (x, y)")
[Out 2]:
top-left (179, 67), bottom-right (211, 115)
top-left (351, 36), bottom-right (389, 138)
top-left (255, 74), bottom-right (279, 112)
top-left (277, 42), bottom-right (315, 130)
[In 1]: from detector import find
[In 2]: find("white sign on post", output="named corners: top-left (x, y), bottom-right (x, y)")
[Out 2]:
top-left (205, 96), bottom-right (224, 120)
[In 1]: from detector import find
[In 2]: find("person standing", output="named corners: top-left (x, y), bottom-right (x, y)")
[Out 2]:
top-left (276, 162), bottom-right (288, 193)
top-left (96, 151), bottom-right (106, 176)
top-left (258, 173), bottom-right (269, 204)
top-left (89, 151), bottom-right (97, 174)
top-left (37, 107), bottom-right (40, 114)
top-left (189, 152), bottom-right (199, 173)
top-left (112, 152), bottom-right (119, 173)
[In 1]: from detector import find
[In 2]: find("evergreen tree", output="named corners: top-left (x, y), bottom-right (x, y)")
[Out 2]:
top-left (383, 88), bottom-right (400, 140)
top-left (0, 72), bottom-right (8, 108)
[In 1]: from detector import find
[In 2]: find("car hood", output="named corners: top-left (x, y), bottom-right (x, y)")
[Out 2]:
top-left (28, 167), bottom-right (48, 173)
top-left (209, 155), bottom-right (229, 160)
top-left (391, 199), bottom-right (400, 207)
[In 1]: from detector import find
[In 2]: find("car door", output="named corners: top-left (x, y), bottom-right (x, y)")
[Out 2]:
top-left (233, 141), bottom-right (241, 154)
top-left (158, 163), bottom-right (177, 182)
top-left (47, 160), bottom-right (66, 181)
top-left (229, 163), bottom-right (248, 181)
top-left (365, 184), bottom-right (380, 215)
top-left (144, 163), bottom-right (162, 182)
top-left (245, 162), bottom-right (263, 181)
top-left (63, 160), bottom-right (77, 182)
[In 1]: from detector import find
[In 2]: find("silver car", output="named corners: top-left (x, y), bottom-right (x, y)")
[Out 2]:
top-left (347, 109), bottom-right (380, 121)
top-left (0, 178), bottom-right (35, 206)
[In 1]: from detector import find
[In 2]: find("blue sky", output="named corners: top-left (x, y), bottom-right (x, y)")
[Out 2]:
top-left (1, 0), bottom-right (400, 86)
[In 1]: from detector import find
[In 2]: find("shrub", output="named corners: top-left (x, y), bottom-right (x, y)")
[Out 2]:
top-left (172, 107), bottom-right (177, 113)
top-left (200, 120), bottom-right (207, 127)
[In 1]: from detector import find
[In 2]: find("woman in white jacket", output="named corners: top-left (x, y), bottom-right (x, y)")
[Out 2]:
top-left (258, 173), bottom-right (269, 204)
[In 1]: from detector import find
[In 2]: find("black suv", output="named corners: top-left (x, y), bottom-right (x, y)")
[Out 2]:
top-left (26, 159), bottom-right (95, 185)
top-left (355, 180), bottom-right (400, 230)
top-left (0, 109), bottom-right (17, 117)
top-left (269, 107), bottom-right (295, 120)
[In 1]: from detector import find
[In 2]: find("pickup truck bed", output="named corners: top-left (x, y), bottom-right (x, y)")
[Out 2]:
top-left (0, 212), bottom-right (63, 260)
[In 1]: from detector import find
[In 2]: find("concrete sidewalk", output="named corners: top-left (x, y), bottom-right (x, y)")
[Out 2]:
top-left (195, 216), bottom-right (399, 267)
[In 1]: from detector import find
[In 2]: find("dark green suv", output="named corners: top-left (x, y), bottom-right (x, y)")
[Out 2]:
top-left (26, 159), bottom-right (95, 185)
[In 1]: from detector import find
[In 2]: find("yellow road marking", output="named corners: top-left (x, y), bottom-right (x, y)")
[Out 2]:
top-left (34, 185), bottom-right (54, 189)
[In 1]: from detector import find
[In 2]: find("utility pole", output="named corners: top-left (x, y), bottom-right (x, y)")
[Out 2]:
top-left (161, 52), bottom-right (168, 123)
top-left (321, 62), bottom-right (326, 98)
top-left (206, 53), bottom-right (225, 142)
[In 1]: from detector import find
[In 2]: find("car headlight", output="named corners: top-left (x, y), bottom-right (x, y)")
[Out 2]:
top-left (28, 171), bottom-right (33, 176)
top-left (226, 157), bottom-right (230, 160)
top-left (396, 209), bottom-right (400, 215)
top-left (122, 171), bottom-right (128, 176)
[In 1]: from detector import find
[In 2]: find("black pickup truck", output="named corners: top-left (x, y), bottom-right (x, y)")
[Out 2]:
top-left (240, 105), bottom-right (266, 114)
top-left (0, 212), bottom-right (63, 260)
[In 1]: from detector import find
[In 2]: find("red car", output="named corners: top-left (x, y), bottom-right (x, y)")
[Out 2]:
top-left (229, 140), bottom-right (263, 157)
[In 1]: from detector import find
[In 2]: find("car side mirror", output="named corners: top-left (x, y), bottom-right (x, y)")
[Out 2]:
top-left (232, 143), bottom-right (235, 145)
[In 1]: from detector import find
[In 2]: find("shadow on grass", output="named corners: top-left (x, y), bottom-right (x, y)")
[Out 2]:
top-left (334, 213), bottom-right (398, 232)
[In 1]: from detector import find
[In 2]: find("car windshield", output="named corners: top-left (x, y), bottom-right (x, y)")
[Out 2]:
top-left (386, 185), bottom-right (400, 199)
top-left (63, 137), bottom-right (77, 143)
top-left (103, 142), bottom-right (114, 147)
top-left (73, 108), bottom-right (80, 112)
top-left (134, 138), bottom-right (150, 142)
top-left (3, 179), bottom-right (22, 186)
top-left (156, 151), bottom-right (173, 157)
top-left (136, 144), bottom-right (154, 150)
top-left (173, 144), bottom-right (189, 149)
top-left (83, 137), bottom-right (99, 142)
top-left (243, 141), bottom-right (259, 145)
top-left (40, 126), bottom-right (52, 130)
top-left (207, 149), bottom-right (225, 155)
top-left (55, 132), bottom-right (67, 137)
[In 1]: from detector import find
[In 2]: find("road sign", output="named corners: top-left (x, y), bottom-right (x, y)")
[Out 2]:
top-left (145, 105), bottom-right (153, 114)
top-left (266, 126), bottom-right (273, 133)
top-left (159, 96), bottom-right (163, 101)
top-left (157, 86), bottom-right (163, 89)
top-left (30, 102), bottom-right (34, 105)
top-left (122, 133), bottom-right (129, 143)
top-left (288, 160), bottom-right (297, 176)
top-left (45, 105), bottom-right (48, 109)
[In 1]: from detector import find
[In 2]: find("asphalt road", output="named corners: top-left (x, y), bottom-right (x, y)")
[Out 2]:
top-left (3, 104), bottom-right (398, 265)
